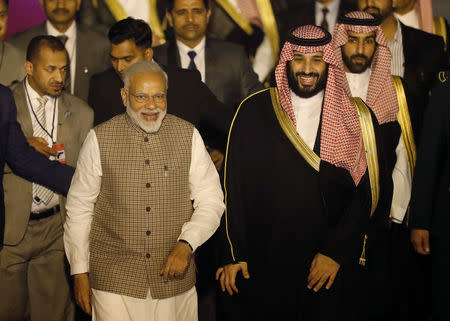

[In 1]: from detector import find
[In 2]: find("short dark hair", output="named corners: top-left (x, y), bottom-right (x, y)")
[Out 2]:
top-left (167, 0), bottom-right (209, 12)
top-left (108, 17), bottom-right (153, 49)
top-left (26, 35), bottom-right (68, 63)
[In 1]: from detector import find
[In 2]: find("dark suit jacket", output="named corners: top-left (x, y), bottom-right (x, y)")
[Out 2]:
top-left (8, 22), bottom-right (110, 102)
top-left (0, 85), bottom-right (74, 248)
top-left (88, 66), bottom-right (232, 151)
top-left (409, 71), bottom-right (450, 239)
top-left (153, 39), bottom-right (263, 112)
top-left (401, 22), bottom-right (448, 144)
top-left (279, 0), bottom-right (357, 42)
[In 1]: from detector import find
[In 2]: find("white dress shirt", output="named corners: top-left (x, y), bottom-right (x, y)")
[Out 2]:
top-left (395, 8), bottom-right (420, 30)
top-left (346, 71), bottom-right (412, 223)
top-left (46, 20), bottom-right (77, 94)
top-left (291, 90), bottom-right (324, 150)
top-left (316, 0), bottom-right (341, 34)
top-left (228, 0), bottom-right (274, 82)
top-left (117, 0), bottom-right (150, 23)
top-left (25, 78), bottom-right (60, 212)
top-left (64, 126), bottom-right (225, 275)
top-left (387, 19), bottom-right (405, 77)
top-left (177, 37), bottom-right (206, 82)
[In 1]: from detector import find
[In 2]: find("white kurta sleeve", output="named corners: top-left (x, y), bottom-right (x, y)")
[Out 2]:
top-left (63, 129), bottom-right (102, 275)
top-left (177, 128), bottom-right (225, 251)
top-left (390, 135), bottom-right (412, 223)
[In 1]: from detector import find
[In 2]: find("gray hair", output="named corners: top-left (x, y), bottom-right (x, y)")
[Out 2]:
top-left (123, 60), bottom-right (168, 90)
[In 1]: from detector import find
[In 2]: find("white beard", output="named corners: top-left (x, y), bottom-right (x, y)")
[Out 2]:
top-left (126, 105), bottom-right (167, 133)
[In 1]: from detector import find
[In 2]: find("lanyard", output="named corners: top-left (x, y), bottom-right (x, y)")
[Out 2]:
top-left (24, 81), bottom-right (57, 144)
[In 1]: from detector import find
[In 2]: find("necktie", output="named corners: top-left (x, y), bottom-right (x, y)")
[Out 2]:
top-left (187, 51), bottom-right (197, 71)
top-left (321, 8), bottom-right (329, 31)
top-left (32, 97), bottom-right (54, 205)
top-left (57, 35), bottom-right (71, 93)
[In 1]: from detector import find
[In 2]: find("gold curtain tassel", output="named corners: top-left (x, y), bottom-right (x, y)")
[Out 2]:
top-left (359, 234), bottom-right (368, 266)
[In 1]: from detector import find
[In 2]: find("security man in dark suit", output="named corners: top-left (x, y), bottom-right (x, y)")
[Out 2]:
top-left (410, 70), bottom-right (450, 321)
top-left (0, 84), bottom-right (74, 250)
top-left (88, 17), bottom-right (231, 167)
top-left (154, 0), bottom-right (263, 113)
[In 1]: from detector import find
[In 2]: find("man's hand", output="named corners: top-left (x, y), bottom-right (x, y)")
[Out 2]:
top-left (209, 149), bottom-right (224, 171)
top-left (215, 262), bottom-right (250, 296)
top-left (411, 229), bottom-right (431, 255)
top-left (73, 273), bottom-right (92, 316)
top-left (27, 137), bottom-right (57, 158)
top-left (307, 253), bottom-right (340, 292)
top-left (160, 241), bottom-right (192, 281)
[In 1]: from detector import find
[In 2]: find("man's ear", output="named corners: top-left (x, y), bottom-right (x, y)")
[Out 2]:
top-left (120, 88), bottom-right (128, 108)
top-left (166, 11), bottom-right (173, 27)
top-left (25, 61), bottom-right (33, 76)
top-left (144, 48), bottom-right (154, 61)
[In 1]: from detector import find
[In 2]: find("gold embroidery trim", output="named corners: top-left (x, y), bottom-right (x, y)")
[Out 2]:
top-left (433, 16), bottom-right (447, 51)
top-left (92, 0), bottom-right (98, 9)
top-left (223, 88), bottom-right (271, 262)
top-left (439, 71), bottom-right (448, 83)
top-left (270, 88), bottom-right (320, 172)
top-left (256, 0), bottom-right (280, 63)
top-left (104, 0), bottom-right (166, 42)
top-left (351, 97), bottom-right (379, 217)
top-left (392, 76), bottom-right (416, 179)
top-left (216, 0), bottom-right (254, 35)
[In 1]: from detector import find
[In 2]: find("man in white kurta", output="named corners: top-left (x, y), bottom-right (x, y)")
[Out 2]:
top-left (64, 60), bottom-right (225, 321)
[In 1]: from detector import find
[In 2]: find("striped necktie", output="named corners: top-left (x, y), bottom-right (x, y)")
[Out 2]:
top-left (32, 96), bottom-right (54, 205)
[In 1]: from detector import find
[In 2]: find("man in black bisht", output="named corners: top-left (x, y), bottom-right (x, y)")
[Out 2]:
top-left (216, 25), bottom-right (400, 321)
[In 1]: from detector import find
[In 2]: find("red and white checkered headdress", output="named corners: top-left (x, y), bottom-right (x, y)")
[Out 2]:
top-left (333, 11), bottom-right (399, 124)
top-left (275, 25), bottom-right (367, 185)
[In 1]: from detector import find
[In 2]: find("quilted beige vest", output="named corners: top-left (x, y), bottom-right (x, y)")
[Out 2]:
top-left (90, 113), bottom-right (195, 299)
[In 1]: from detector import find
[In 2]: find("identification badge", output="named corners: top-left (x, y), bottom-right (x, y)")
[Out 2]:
top-left (53, 143), bottom-right (67, 164)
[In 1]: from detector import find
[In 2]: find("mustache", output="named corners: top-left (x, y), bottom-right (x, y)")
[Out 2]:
top-left (295, 72), bottom-right (320, 78)
top-left (183, 23), bottom-right (199, 29)
top-left (350, 54), bottom-right (369, 62)
top-left (52, 8), bottom-right (70, 14)
top-left (50, 81), bottom-right (64, 86)
top-left (363, 6), bottom-right (380, 13)
top-left (140, 108), bottom-right (163, 115)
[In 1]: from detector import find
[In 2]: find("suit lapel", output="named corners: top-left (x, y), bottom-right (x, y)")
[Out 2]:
top-left (167, 40), bottom-right (182, 68)
top-left (15, 83), bottom-right (34, 138)
top-left (204, 39), bottom-right (215, 86)
top-left (57, 94), bottom-right (71, 144)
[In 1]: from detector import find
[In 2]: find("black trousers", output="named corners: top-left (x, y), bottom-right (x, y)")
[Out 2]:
top-left (431, 236), bottom-right (450, 321)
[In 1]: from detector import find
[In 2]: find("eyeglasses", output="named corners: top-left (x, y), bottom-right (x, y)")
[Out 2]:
top-left (129, 91), bottom-right (167, 104)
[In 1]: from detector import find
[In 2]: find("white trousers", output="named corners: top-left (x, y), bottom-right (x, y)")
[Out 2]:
top-left (92, 286), bottom-right (198, 321)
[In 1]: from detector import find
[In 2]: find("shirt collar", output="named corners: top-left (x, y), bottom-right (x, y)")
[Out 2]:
top-left (316, 0), bottom-right (340, 14)
top-left (390, 18), bottom-right (402, 44)
top-left (46, 20), bottom-right (77, 39)
top-left (176, 37), bottom-right (206, 56)
top-left (25, 76), bottom-right (54, 104)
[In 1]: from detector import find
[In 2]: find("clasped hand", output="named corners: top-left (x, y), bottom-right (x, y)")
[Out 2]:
top-left (307, 253), bottom-right (340, 292)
